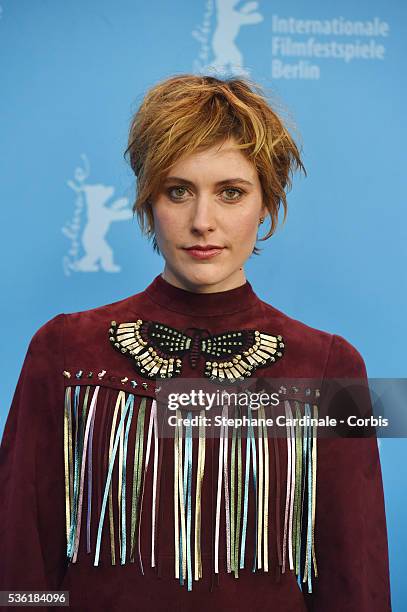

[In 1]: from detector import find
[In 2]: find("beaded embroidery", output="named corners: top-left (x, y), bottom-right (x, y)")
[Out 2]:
top-left (108, 319), bottom-right (285, 383)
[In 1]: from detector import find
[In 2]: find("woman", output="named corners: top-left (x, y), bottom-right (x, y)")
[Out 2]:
top-left (0, 74), bottom-right (391, 611)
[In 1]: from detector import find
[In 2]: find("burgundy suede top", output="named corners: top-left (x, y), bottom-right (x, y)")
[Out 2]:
top-left (0, 274), bottom-right (392, 611)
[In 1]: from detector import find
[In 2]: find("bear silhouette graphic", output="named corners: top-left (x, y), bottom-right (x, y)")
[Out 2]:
top-left (67, 183), bottom-right (132, 273)
top-left (194, 0), bottom-right (263, 75)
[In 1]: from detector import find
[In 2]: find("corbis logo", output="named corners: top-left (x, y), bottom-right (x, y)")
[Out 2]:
top-left (62, 154), bottom-right (132, 276)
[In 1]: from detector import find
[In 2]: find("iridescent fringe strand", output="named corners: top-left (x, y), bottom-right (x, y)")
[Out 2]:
top-left (64, 386), bottom-right (318, 592)
top-left (64, 385), bottom-right (159, 572)
top-left (173, 399), bottom-right (319, 591)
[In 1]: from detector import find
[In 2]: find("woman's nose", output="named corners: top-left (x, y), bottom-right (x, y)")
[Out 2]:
top-left (189, 197), bottom-right (217, 233)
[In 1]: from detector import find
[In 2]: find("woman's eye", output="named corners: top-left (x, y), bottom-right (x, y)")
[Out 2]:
top-left (222, 187), bottom-right (244, 201)
top-left (168, 187), bottom-right (188, 200)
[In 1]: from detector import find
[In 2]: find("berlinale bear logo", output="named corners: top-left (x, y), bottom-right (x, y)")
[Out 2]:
top-left (193, 0), bottom-right (263, 76)
top-left (62, 154), bottom-right (132, 275)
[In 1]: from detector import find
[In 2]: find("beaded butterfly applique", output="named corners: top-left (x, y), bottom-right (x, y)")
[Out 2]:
top-left (109, 319), bottom-right (285, 383)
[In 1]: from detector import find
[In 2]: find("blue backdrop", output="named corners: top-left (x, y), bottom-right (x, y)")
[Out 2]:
top-left (0, 0), bottom-right (405, 608)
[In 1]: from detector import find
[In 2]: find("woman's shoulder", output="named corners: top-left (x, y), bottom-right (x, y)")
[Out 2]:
top-left (257, 298), bottom-right (366, 374)
top-left (25, 292), bottom-right (144, 367)
top-left (33, 291), bottom-right (146, 341)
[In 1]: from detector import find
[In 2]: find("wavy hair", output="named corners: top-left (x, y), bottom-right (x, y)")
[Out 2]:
top-left (124, 73), bottom-right (306, 255)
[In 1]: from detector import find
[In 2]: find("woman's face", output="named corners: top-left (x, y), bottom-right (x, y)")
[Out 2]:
top-left (151, 136), bottom-right (267, 293)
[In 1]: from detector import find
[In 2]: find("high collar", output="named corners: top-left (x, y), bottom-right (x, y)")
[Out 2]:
top-left (144, 273), bottom-right (261, 317)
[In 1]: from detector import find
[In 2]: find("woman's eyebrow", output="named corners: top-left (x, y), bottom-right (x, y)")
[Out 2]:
top-left (163, 176), bottom-right (253, 187)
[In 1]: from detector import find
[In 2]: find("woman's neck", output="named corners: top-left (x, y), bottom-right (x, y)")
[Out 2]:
top-left (161, 265), bottom-right (246, 294)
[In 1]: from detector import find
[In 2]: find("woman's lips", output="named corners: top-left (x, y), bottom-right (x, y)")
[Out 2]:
top-left (183, 247), bottom-right (224, 260)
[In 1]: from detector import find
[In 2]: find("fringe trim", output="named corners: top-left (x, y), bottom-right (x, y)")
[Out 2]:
top-left (64, 386), bottom-right (318, 592)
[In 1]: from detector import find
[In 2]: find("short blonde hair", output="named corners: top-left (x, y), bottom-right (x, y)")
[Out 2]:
top-left (125, 73), bottom-right (306, 255)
